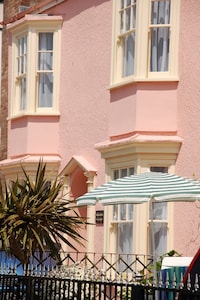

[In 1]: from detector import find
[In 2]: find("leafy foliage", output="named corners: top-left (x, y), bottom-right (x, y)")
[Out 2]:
top-left (0, 161), bottom-right (85, 264)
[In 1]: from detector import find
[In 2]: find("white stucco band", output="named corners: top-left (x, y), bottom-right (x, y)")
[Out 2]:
top-left (95, 133), bottom-right (183, 159)
top-left (0, 154), bottom-right (61, 180)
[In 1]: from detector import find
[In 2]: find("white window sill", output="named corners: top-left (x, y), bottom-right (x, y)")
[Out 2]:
top-left (8, 111), bottom-right (60, 120)
top-left (108, 77), bottom-right (179, 90)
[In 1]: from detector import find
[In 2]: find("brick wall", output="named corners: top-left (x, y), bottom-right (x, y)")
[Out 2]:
top-left (0, 0), bottom-right (42, 161)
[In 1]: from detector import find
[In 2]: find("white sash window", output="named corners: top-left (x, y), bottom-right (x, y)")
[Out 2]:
top-left (150, 166), bottom-right (168, 257)
top-left (16, 35), bottom-right (27, 111)
top-left (37, 33), bottom-right (53, 108)
top-left (9, 15), bottom-right (62, 118)
top-left (111, 0), bottom-right (180, 85)
top-left (150, 0), bottom-right (170, 72)
top-left (112, 167), bottom-right (134, 269)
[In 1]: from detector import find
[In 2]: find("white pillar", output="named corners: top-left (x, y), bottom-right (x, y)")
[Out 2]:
top-left (84, 171), bottom-right (96, 253)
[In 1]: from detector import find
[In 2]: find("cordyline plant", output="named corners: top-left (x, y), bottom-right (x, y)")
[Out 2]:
top-left (0, 161), bottom-right (86, 265)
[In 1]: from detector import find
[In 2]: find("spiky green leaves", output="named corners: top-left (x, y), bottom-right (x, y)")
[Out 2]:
top-left (0, 161), bottom-right (85, 264)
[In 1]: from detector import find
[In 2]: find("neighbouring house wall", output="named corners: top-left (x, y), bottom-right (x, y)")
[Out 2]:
top-left (174, 0), bottom-right (200, 256)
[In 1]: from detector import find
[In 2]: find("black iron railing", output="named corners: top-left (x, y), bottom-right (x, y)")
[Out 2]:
top-left (0, 273), bottom-right (200, 300)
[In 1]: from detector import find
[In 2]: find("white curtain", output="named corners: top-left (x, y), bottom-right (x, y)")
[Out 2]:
top-left (21, 78), bottom-right (27, 110)
top-left (118, 222), bottom-right (133, 271)
top-left (123, 33), bottom-right (135, 77)
top-left (18, 36), bottom-right (27, 110)
top-left (120, 0), bottom-right (137, 77)
top-left (150, 202), bottom-right (167, 257)
top-left (118, 222), bottom-right (133, 255)
top-left (150, 0), bottom-right (170, 72)
top-left (150, 222), bottom-right (167, 257)
top-left (38, 33), bottom-right (53, 107)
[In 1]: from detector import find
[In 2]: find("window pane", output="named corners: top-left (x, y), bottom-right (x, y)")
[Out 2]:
top-left (20, 77), bottom-right (26, 110)
top-left (118, 223), bottom-right (133, 254)
top-left (113, 205), bottom-right (118, 221)
top-left (39, 33), bottom-right (53, 51)
top-left (121, 168), bottom-right (128, 177)
top-left (118, 223), bottom-right (133, 271)
top-left (118, 0), bottom-right (137, 78)
top-left (114, 170), bottom-right (119, 180)
top-left (126, 7), bottom-right (131, 31)
top-left (152, 202), bottom-right (167, 220)
top-left (129, 167), bottom-right (134, 175)
top-left (122, 32), bottom-right (135, 77)
top-left (38, 33), bottom-right (53, 70)
top-left (38, 52), bottom-right (53, 71)
top-left (132, 3), bottom-right (136, 28)
top-left (150, 0), bottom-right (170, 72)
top-left (120, 10), bottom-right (124, 32)
top-left (150, 166), bottom-right (168, 257)
top-left (17, 35), bottom-right (27, 111)
top-left (151, 0), bottom-right (171, 25)
top-left (120, 204), bottom-right (126, 220)
top-left (128, 204), bottom-right (134, 220)
top-left (149, 222), bottom-right (167, 257)
top-left (150, 167), bottom-right (168, 173)
top-left (38, 33), bottom-right (54, 108)
top-left (38, 73), bottom-right (53, 107)
top-left (150, 27), bottom-right (169, 72)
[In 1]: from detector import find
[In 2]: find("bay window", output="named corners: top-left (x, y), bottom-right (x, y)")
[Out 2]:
top-left (9, 15), bottom-right (62, 117)
top-left (111, 0), bottom-right (180, 85)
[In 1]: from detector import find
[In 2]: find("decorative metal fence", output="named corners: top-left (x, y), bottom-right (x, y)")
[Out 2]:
top-left (0, 251), bottom-right (200, 299)
top-left (0, 251), bottom-right (153, 279)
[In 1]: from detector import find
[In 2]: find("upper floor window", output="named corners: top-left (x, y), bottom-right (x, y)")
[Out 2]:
top-left (17, 35), bottom-right (27, 111)
top-left (38, 33), bottom-right (53, 108)
top-left (8, 15), bottom-right (62, 118)
top-left (111, 0), bottom-right (180, 86)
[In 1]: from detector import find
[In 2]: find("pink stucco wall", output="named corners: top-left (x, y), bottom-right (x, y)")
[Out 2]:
top-left (173, 0), bottom-right (200, 256)
top-left (51, 0), bottom-right (112, 184)
top-left (48, 0), bottom-right (112, 253)
top-left (5, 0), bottom-right (200, 257)
top-left (8, 116), bottom-right (60, 157)
top-left (110, 82), bottom-right (178, 138)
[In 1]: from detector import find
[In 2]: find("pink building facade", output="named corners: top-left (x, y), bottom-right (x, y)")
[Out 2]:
top-left (0, 0), bottom-right (200, 259)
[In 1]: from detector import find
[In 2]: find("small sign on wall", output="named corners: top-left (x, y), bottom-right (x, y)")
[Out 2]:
top-left (96, 210), bottom-right (104, 225)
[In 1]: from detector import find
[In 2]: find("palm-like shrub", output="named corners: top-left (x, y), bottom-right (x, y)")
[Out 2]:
top-left (0, 161), bottom-right (85, 265)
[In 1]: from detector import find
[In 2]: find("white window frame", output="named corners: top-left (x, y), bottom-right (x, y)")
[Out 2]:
top-left (149, 166), bottom-right (168, 258)
top-left (100, 145), bottom-right (176, 258)
top-left (8, 15), bottom-right (62, 118)
top-left (110, 0), bottom-right (180, 87)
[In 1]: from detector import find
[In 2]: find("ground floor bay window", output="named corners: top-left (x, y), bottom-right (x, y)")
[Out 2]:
top-left (96, 136), bottom-right (180, 263)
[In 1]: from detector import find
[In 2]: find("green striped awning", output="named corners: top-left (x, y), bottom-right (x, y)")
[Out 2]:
top-left (77, 172), bottom-right (200, 206)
